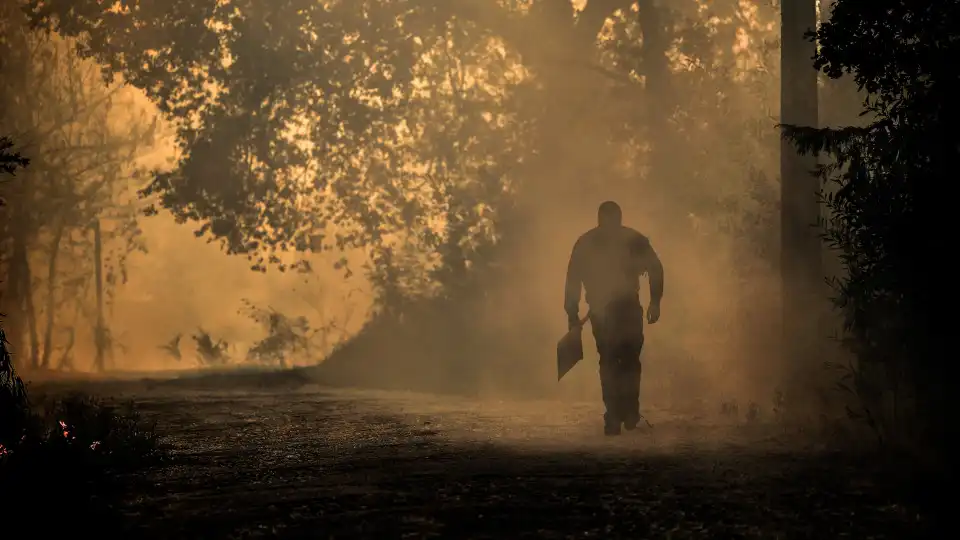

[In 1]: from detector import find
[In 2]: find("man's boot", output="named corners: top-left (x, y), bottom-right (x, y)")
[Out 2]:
top-left (621, 394), bottom-right (641, 431)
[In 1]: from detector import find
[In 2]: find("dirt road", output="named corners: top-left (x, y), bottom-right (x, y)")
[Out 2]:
top-left (62, 382), bottom-right (930, 538)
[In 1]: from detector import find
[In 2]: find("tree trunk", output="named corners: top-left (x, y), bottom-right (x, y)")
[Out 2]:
top-left (57, 326), bottom-right (75, 371)
top-left (20, 251), bottom-right (40, 369)
top-left (635, 0), bottom-right (676, 228)
top-left (40, 221), bottom-right (65, 369)
top-left (93, 218), bottom-right (106, 372)
top-left (779, 0), bottom-right (821, 396)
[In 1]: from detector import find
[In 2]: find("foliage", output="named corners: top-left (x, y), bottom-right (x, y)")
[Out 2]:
top-left (2, 4), bottom-right (162, 370)
top-left (240, 299), bottom-right (314, 368)
top-left (24, 1), bottom-right (659, 269)
top-left (26, 0), bottom-right (785, 272)
top-left (0, 326), bottom-right (31, 446)
top-left (781, 0), bottom-right (956, 458)
top-left (35, 393), bottom-right (165, 465)
top-left (0, 136), bottom-right (29, 179)
top-left (158, 333), bottom-right (183, 362)
top-left (191, 327), bottom-right (231, 367)
top-left (26, 0), bottom-right (457, 268)
top-left (3, 322), bottom-right (165, 532)
top-left (1, 138), bottom-right (32, 442)
top-left (0, 392), bottom-right (166, 534)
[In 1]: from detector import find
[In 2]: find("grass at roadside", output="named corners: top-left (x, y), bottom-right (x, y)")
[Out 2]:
top-left (1, 327), bottom-right (168, 534)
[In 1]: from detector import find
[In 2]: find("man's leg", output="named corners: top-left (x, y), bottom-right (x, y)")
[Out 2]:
top-left (619, 352), bottom-right (642, 430)
top-left (591, 312), bottom-right (623, 435)
top-left (618, 300), bottom-right (645, 431)
top-left (598, 354), bottom-right (622, 435)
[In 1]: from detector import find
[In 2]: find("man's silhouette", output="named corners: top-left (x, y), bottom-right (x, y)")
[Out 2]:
top-left (564, 201), bottom-right (664, 435)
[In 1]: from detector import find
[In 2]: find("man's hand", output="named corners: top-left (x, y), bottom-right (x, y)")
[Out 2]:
top-left (646, 301), bottom-right (660, 324)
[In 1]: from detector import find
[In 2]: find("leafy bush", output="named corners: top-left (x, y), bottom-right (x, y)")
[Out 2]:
top-left (0, 135), bottom-right (29, 179)
top-left (1, 324), bottom-right (166, 532)
top-left (782, 0), bottom-right (955, 464)
top-left (0, 327), bottom-right (33, 448)
top-left (191, 327), bottom-right (232, 367)
top-left (241, 300), bottom-right (317, 368)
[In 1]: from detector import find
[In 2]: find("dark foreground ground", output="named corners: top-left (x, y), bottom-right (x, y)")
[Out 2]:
top-left (36, 379), bottom-right (935, 539)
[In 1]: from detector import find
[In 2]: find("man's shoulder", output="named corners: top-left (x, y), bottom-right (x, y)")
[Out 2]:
top-left (621, 227), bottom-right (653, 254)
top-left (574, 227), bottom-right (651, 253)
top-left (575, 227), bottom-right (601, 245)
top-left (622, 227), bottom-right (650, 244)
top-left (576, 227), bottom-right (650, 243)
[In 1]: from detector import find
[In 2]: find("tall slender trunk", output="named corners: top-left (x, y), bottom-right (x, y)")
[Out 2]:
top-left (20, 250), bottom-right (40, 369)
top-left (40, 221), bottom-right (65, 369)
top-left (4, 214), bottom-right (41, 370)
top-left (57, 326), bottom-right (75, 371)
top-left (780, 0), bottom-right (821, 393)
top-left (636, 0), bottom-right (675, 229)
top-left (93, 218), bottom-right (106, 372)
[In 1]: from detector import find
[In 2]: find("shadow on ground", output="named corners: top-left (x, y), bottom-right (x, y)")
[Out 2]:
top-left (136, 442), bottom-right (930, 539)
top-left (28, 382), bottom-right (934, 539)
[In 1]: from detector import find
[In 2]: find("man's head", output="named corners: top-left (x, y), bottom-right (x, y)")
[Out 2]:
top-left (597, 201), bottom-right (623, 229)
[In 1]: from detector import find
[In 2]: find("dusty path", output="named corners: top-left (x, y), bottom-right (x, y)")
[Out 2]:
top-left (54, 383), bottom-right (930, 539)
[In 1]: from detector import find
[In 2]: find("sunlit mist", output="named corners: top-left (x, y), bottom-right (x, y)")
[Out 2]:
top-left (2, 0), bottom-right (856, 420)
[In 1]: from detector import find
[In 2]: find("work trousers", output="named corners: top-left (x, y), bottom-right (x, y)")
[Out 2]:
top-left (589, 296), bottom-right (645, 427)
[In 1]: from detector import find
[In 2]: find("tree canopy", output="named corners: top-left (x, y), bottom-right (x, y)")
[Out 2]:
top-left (27, 0), bottom-right (509, 269)
top-left (25, 1), bottom-right (781, 272)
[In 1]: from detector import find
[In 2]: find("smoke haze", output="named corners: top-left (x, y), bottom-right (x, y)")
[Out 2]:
top-left (6, 1), bottom-right (857, 420)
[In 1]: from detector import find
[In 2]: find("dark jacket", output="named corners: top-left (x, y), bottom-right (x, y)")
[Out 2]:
top-left (564, 226), bottom-right (664, 320)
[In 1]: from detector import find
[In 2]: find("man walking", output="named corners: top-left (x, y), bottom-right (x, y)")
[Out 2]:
top-left (564, 201), bottom-right (664, 435)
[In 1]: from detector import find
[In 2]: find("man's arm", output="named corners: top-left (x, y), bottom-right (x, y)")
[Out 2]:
top-left (630, 233), bottom-right (664, 305)
top-left (564, 238), bottom-right (584, 324)
top-left (647, 244), bottom-right (664, 305)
